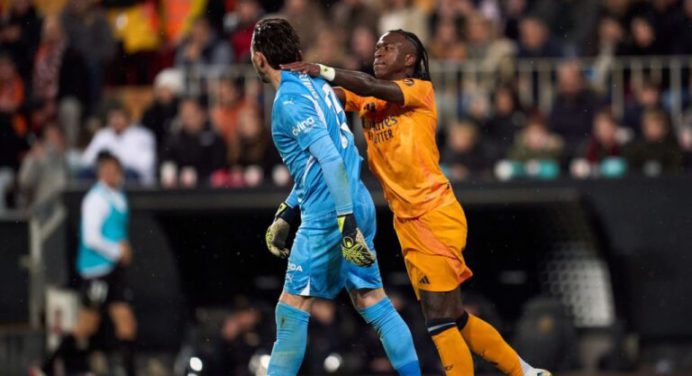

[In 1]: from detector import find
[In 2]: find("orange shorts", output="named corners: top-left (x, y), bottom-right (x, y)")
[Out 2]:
top-left (393, 200), bottom-right (473, 298)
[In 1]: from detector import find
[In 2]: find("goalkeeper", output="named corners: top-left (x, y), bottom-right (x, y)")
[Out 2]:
top-left (256, 18), bottom-right (420, 376)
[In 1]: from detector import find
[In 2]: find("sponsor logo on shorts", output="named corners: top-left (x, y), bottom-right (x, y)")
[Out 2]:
top-left (418, 275), bottom-right (430, 285)
top-left (287, 262), bottom-right (303, 272)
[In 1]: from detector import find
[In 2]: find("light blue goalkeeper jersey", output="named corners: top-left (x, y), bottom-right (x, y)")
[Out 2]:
top-left (271, 71), bottom-right (364, 223)
top-left (76, 182), bottom-right (129, 277)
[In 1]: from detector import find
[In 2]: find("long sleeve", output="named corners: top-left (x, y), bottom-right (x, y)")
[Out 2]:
top-left (308, 135), bottom-right (353, 215)
top-left (81, 192), bottom-right (121, 261)
top-left (285, 184), bottom-right (300, 208)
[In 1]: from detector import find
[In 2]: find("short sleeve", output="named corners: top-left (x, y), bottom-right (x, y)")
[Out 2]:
top-left (341, 88), bottom-right (366, 112)
top-left (278, 94), bottom-right (330, 151)
top-left (394, 78), bottom-right (434, 109)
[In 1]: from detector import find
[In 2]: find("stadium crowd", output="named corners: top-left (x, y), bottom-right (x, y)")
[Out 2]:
top-left (2, 0), bottom-right (692, 211)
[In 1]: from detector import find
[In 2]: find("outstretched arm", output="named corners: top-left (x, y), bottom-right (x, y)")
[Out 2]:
top-left (281, 62), bottom-right (404, 105)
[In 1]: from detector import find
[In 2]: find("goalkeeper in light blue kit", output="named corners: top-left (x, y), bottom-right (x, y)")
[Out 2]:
top-left (251, 18), bottom-right (421, 376)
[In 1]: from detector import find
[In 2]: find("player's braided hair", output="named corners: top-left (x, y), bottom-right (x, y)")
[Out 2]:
top-left (252, 18), bottom-right (301, 69)
top-left (391, 29), bottom-right (431, 81)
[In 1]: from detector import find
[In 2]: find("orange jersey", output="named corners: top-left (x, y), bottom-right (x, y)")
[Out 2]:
top-left (342, 78), bottom-right (454, 218)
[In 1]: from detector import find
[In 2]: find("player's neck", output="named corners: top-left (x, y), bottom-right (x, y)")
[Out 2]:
top-left (267, 68), bottom-right (283, 89)
top-left (387, 70), bottom-right (413, 81)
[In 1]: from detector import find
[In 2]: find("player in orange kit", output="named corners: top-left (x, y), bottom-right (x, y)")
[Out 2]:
top-left (283, 30), bottom-right (551, 376)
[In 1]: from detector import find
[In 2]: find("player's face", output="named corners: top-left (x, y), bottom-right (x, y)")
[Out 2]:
top-left (99, 160), bottom-right (124, 189)
top-left (373, 32), bottom-right (408, 79)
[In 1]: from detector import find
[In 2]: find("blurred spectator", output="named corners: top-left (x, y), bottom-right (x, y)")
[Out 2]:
top-left (141, 68), bottom-right (184, 150)
top-left (346, 25), bottom-right (377, 74)
top-left (161, 0), bottom-right (207, 45)
top-left (485, 85), bottom-right (526, 154)
top-left (672, 0), bottom-right (692, 54)
top-left (210, 78), bottom-right (250, 151)
top-left (0, 0), bottom-right (42, 83)
top-left (624, 109), bottom-right (683, 176)
top-left (622, 80), bottom-right (663, 136)
top-left (502, 0), bottom-right (528, 41)
top-left (280, 0), bottom-right (326, 50)
top-left (549, 61), bottom-right (600, 149)
top-left (428, 18), bottom-right (465, 61)
top-left (678, 125), bottom-right (692, 172)
top-left (0, 53), bottom-right (25, 117)
top-left (31, 15), bottom-right (89, 149)
top-left (175, 17), bottom-right (233, 73)
top-left (589, 17), bottom-right (625, 91)
top-left (581, 110), bottom-right (624, 165)
top-left (379, 0), bottom-right (429, 44)
top-left (429, 0), bottom-right (474, 28)
top-left (162, 97), bottom-right (227, 186)
top-left (441, 119), bottom-right (492, 181)
top-left (592, 16), bottom-right (625, 57)
top-left (465, 14), bottom-right (515, 75)
top-left (602, 0), bottom-right (638, 28)
top-left (508, 116), bottom-right (564, 162)
top-left (517, 16), bottom-right (562, 58)
top-left (232, 106), bottom-right (279, 183)
top-left (644, 0), bottom-right (678, 54)
top-left (332, 0), bottom-right (379, 39)
top-left (531, 0), bottom-right (599, 56)
top-left (213, 305), bottom-right (265, 375)
top-left (227, 0), bottom-right (263, 63)
top-left (305, 29), bottom-right (349, 68)
top-left (60, 0), bottom-right (115, 108)
top-left (17, 123), bottom-right (67, 208)
top-left (82, 103), bottom-right (156, 185)
top-left (618, 16), bottom-right (663, 56)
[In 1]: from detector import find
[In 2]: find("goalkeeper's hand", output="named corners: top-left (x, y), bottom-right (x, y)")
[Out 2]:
top-left (338, 213), bottom-right (376, 267)
top-left (265, 202), bottom-right (298, 259)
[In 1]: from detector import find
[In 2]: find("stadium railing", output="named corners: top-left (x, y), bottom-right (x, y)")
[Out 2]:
top-left (179, 56), bottom-right (692, 126)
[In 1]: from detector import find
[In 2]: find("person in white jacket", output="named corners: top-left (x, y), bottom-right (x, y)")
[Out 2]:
top-left (82, 103), bottom-right (156, 185)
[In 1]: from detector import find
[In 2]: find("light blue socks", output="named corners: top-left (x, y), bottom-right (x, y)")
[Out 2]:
top-left (360, 297), bottom-right (421, 376)
top-left (267, 302), bottom-right (310, 376)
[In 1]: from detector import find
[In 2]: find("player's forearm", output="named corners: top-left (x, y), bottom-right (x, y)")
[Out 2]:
top-left (331, 68), bottom-right (404, 104)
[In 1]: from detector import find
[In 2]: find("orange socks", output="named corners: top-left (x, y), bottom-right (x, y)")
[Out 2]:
top-left (428, 320), bottom-right (474, 376)
top-left (457, 312), bottom-right (525, 376)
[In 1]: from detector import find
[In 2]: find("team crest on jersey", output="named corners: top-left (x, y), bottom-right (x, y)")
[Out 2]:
top-left (403, 78), bottom-right (415, 86)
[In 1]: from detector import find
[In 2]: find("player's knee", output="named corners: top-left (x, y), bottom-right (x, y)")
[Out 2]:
top-left (74, 309), bottom-right (100, 339)
top-left (350, 288), bottom-right (386, 310)
top-left (278, 291), bottom-right (313, 312)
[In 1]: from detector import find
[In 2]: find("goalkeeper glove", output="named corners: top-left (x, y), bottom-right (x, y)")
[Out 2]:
top-left (265, 202), bottom-right (298, 259)
top-left (338, 213), bottom-right (376, 267)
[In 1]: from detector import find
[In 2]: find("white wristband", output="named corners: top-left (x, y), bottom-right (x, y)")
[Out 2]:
top-left (318, 64), bottom-right (336, 81)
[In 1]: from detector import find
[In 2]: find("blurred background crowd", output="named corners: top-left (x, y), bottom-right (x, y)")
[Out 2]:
top-left (2, 0), bottom-right (692, 211)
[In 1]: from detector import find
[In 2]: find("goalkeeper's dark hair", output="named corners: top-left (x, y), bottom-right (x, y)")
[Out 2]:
top-left (391, 29), bottom-right (430, 81)
top-left (252, 18), bottom-right (301, 69)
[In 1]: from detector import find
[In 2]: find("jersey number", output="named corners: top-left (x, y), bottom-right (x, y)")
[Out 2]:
top-left (321, 83), bottom-right (352, 149)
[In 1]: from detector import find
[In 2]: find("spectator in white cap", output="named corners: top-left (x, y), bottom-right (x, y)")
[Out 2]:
top-left (141, 68), bottom-right (184, 149)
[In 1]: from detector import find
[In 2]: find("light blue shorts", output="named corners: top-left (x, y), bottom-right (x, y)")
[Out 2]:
top-left (283, 186), bottom-right (383, 299)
